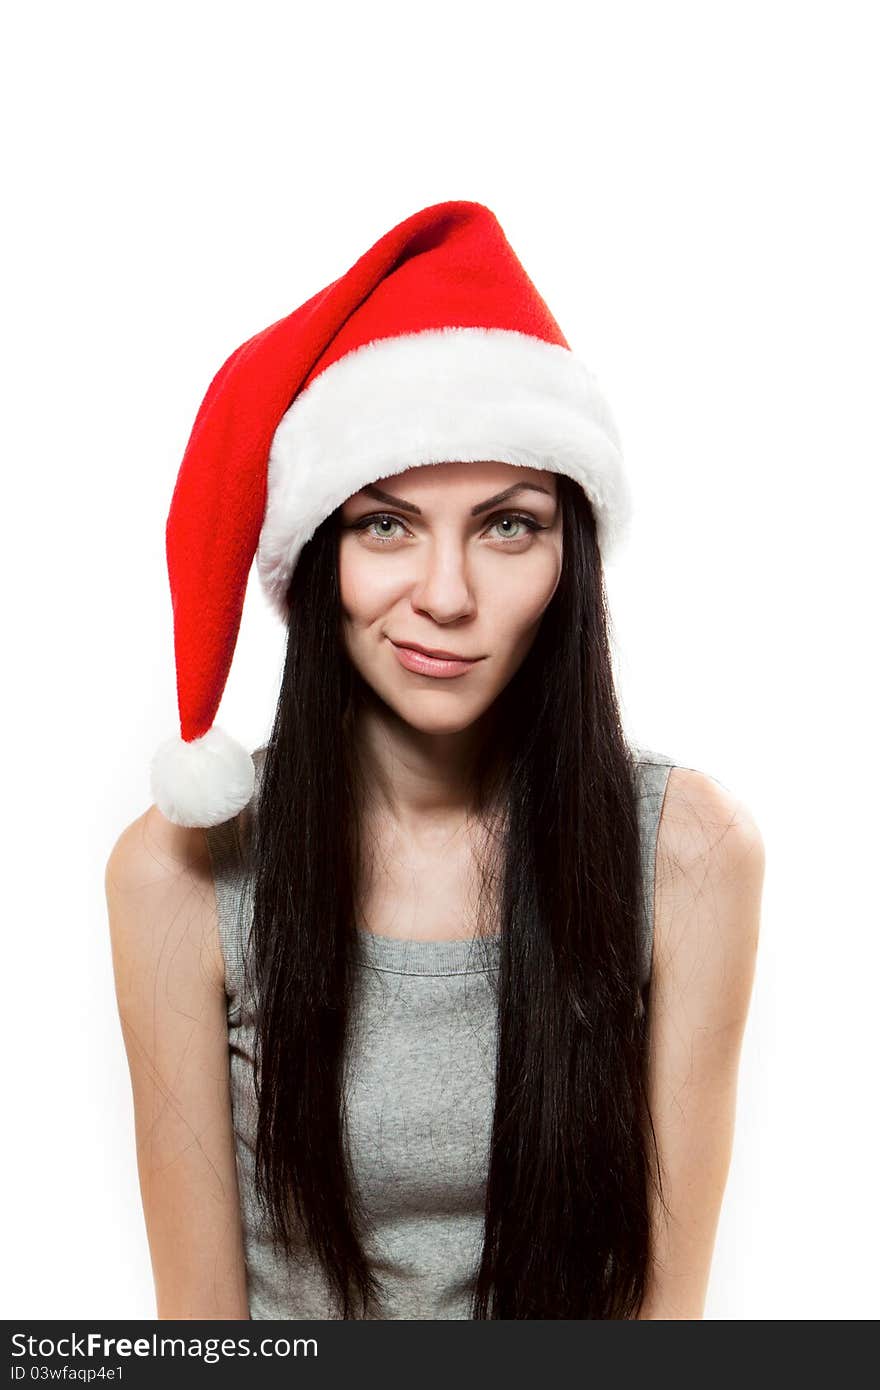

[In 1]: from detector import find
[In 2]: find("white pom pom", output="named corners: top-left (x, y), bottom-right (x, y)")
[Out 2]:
top-left (149, 726), bottom-right (256, 828)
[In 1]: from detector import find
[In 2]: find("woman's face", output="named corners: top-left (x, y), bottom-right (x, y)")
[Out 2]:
top-left (338, 460), bottom-right (563, 734)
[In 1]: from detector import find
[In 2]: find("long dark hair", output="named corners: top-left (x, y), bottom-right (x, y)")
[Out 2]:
top-left (245, 473), bottom-right (661, 1318)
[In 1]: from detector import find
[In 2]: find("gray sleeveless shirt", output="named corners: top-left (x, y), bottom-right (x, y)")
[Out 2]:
top-left (204, 745), bottom-right (676, 1320)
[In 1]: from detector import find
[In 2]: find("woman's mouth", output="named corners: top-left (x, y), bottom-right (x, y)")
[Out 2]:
top-left (387, 638), bottom-right (483, 679)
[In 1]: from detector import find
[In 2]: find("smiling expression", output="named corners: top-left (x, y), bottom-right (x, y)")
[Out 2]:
top-left (338, 460), bottom-right (563, 735)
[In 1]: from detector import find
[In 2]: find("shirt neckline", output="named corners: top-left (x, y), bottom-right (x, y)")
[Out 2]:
top-left (354, 927), bottom-right (501, 975)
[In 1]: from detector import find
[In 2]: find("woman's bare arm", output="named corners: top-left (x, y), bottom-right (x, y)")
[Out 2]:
top-left (638, 766), bottom-right (764, 1319)
top-left (105, 805), bottom-right (250, 1319)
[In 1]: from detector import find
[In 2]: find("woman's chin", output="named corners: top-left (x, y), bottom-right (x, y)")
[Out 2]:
top-left (384, 693), bottom-right (491, 738)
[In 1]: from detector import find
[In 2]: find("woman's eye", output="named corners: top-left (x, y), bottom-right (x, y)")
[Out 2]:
top-left (486, 513), bottom-right (541, 542)
top-left (352, 514), bottom-right (408, 544)
top-left (349, 511), bottom-right (544, 546)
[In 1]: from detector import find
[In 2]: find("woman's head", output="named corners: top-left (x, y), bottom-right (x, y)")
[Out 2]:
top-left (337, 460), bottom-right (564, 741)
top-left (151, 203), bottom-right (632, 831)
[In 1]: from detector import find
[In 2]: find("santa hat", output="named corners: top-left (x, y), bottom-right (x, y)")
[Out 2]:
top-left (149, 199), bottom-right (631, 828)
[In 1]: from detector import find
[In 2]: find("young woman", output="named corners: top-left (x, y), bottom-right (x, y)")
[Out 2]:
top-left (105, 201), bottom-right (764, 1320)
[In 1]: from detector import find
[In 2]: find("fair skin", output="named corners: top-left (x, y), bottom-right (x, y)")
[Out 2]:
top-left (105, 807), bottom-right (249, 1318)
top-left (637, 768), bottom-right (763, 1318)
top-left (106, 459), bottom-right (763, 1319)
top-left (336, 460), bottom-right (563, 942)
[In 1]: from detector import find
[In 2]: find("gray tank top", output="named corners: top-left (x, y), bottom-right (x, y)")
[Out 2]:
top-left (204, 744), bottom-right (676, 1320)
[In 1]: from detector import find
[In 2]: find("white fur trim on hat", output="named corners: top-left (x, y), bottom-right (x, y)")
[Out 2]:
top-left (150, 726), bottom-right (256, 828)
top-left (257, 325), bottom-right (631, 618)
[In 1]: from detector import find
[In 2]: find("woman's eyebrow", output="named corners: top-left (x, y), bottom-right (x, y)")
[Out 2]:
top-left (360, 481), bottom-right (553, 517)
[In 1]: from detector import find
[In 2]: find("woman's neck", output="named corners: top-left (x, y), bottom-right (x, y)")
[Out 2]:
top-left (351, 692), bottom-right (489, 835)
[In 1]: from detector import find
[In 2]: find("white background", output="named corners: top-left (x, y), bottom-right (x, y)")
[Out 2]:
top-left (3, 0), bottom-right (877, 1320)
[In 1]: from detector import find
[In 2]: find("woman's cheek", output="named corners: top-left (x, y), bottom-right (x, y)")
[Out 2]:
top-left (338, 548), bottom-right (392, 619)
top-left (494, 552), bottom-right (561, 628)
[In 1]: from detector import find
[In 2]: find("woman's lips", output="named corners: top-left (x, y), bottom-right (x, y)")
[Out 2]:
top-left (388, 639), bottom-right (481, 679)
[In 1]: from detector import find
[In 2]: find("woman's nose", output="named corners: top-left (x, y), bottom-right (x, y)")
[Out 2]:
top-left (408, 540), bottom-right (476, 622)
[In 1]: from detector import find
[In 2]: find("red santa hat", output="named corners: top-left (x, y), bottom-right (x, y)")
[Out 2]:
top-left (150, 199), bottom-right (632, 828)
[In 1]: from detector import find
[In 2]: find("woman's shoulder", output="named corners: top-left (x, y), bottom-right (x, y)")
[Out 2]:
top-left (105, 804), bottom-right (215, 888)
top-left (654, 761), bottom-right (764, 871)
top-left (650, 758), bottom-right (765, 1009)
top-left (104, 805), bottom-right (224, 997)
top-left (629, 745), bottom-right (763, 854)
